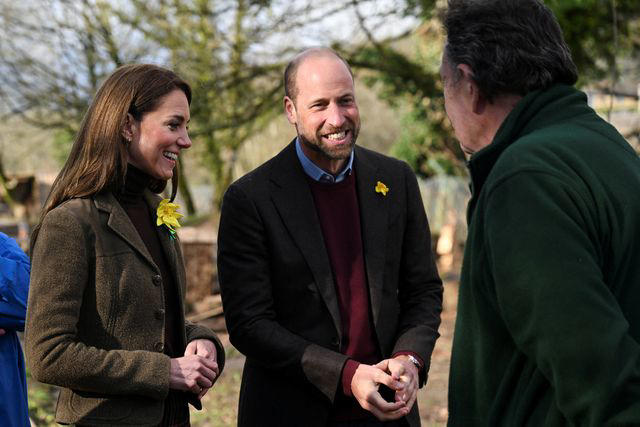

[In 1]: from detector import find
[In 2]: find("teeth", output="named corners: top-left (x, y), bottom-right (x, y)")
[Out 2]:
top-left (326, 131), bottom-right (346, 140)
top-left (163, 152), bottom-right (177, 161)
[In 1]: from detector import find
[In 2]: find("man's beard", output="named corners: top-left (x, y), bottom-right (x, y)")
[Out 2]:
top-left (297, 124), bottom-right (359, 161)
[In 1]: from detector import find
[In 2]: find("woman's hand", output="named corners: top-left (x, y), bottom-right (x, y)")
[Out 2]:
top-left (182, 339), bottom-right (219, 399)
top-left (169, 350), bottom-right (218, 396)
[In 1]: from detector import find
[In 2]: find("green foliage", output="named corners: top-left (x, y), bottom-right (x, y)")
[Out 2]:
top-left (191, 369), bottom-right (243, 426)
top-left (52, 128), bottom-right (74, 166)
top-left (27, 369), bottom-right (58, 426)
top-left (396, 0), bottom-right (438, 20)
top-left (343, 0), bottom-right (640, 177)
top-left (354, 47), bottom-right (438, 107)
top-left (548, 0), bottom-right (640, 83)
top-left (391, 107), bottom-right (465, 177)
top-left (341, 16), bottom-right (466, 178)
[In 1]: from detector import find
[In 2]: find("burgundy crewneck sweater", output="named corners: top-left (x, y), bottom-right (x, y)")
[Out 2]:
top-left (307, 172), bottom-right (380, 421)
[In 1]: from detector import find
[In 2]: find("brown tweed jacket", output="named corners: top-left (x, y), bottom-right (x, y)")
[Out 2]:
top-left (25, 191), bottom-right (224, 426)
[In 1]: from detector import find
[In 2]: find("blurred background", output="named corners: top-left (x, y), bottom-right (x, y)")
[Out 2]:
top-left (1, 0), bottom-right (639, 425)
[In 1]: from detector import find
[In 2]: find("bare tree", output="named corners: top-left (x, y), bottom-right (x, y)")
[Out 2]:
top-left (0, 0), bottom-right (353, 213)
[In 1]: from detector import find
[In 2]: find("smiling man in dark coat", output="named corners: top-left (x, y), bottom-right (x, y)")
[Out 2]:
top-left (217, 47), bottom-right (443, 427)
top-left (442, 1), bottom-right (640, 425)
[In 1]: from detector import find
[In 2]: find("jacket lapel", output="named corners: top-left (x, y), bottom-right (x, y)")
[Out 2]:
top-left (94, 192), bottom-right (158, 272)
top-left (145, 192), bottom-right (184, 301)
top-left (354, 147), bottom-right (389, 327)
top-left (269, 142), bottom-right (343, 338)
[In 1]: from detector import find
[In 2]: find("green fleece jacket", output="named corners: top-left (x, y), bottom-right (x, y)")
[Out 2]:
top-left (448, 85), bottom-right (640, 426)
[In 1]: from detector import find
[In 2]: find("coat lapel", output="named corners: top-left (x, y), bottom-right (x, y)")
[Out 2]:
top-left (145, 192), bottom-right (184, 301)
top-left (269, 142), bottom-right (343, 338)
top-left (354, 147), bottom-right (389, 327)
top-left (94, 192), bottom-right (158, 272)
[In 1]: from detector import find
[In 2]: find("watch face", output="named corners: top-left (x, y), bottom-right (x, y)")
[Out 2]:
top-left (408, 355), bottom-right (420, 369)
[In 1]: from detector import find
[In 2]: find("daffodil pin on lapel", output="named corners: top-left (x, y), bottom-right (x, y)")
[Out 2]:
top-left (156, 198), bottom-right (183, 239)
top-left (375, 181), bottom-right (389, 196)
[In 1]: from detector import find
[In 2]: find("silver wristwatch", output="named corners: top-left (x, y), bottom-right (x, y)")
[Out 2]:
top-left (406, 354), bottom-right (421, 370)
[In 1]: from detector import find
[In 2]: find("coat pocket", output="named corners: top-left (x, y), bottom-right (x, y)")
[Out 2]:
top-left (69, 390), bottom-right (134, 421)
top-left (56, 388), bottom-right (163, 425)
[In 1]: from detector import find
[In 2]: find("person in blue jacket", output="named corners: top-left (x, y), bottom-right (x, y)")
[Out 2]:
top-left (0, 231), bottom-right (30, 427)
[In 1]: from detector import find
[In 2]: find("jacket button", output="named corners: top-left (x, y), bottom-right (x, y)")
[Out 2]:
top-left (331, 337), bottom-right (340, 349)
top-left (152, 275), bottom-right (162, 286)
top-left (154, 309), bottom-right (165, 320)
top-left (154, 342), bottom-right (164, 352)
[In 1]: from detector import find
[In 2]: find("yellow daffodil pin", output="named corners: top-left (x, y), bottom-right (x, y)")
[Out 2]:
top-left (375, 181), bottom-right (389, 196)
top-left (156, 198), bottom-right (183, 239)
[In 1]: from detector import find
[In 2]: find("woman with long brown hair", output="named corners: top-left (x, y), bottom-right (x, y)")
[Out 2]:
top-left (25, 64), bottom-right (224, 426)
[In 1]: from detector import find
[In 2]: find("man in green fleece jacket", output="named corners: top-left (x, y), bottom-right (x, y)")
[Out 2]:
top-left (442, 0), bottom-right (640, 425)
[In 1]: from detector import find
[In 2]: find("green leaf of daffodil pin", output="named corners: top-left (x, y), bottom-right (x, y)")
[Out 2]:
top-left (375, 181), bottom-right (389, 196)
top-left (156, 198), bottom-right (183, 240)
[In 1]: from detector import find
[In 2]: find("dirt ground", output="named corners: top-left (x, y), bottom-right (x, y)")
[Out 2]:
top-left (193, 277), bottom-right (459, 427)
top-left (416, 277), bottom-right (458, 426)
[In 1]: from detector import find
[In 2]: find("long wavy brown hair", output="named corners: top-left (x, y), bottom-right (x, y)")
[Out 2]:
top-left (31, 64), bottom-right (192, 247)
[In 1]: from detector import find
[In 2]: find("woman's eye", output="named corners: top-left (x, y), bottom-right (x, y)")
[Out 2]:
top-left (168, 123), bottom-right (178, 130)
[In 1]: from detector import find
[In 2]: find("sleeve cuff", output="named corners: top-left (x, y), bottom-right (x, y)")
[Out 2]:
top-left (340, 359), bottom-right (360, 397)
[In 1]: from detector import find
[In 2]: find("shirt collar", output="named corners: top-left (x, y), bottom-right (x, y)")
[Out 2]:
top-left (295, 138), bottom-right (354, 184)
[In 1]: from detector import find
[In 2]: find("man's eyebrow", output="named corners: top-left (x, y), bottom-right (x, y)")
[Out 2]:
top-left (307, 97), bottom-right (328, 105)
top-left (308, 92), bottom-right (354, 104)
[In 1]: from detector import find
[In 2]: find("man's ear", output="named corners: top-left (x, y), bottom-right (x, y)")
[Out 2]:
top-left (457, 63), bottom-right (487, 115)
top-left (284, 96), bottom-right (297, 125)
top-left (122, 113), bottom-right (137, 142)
